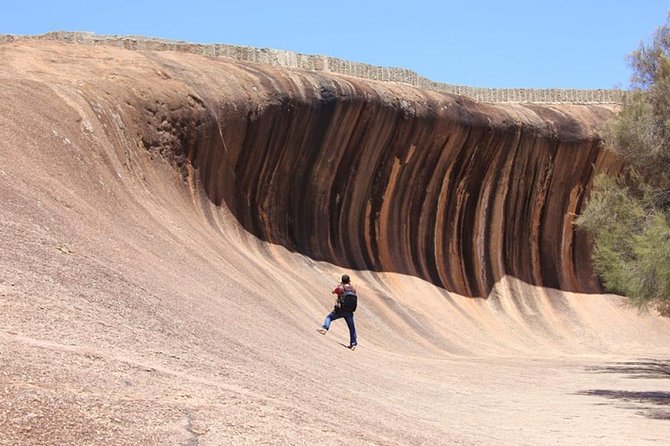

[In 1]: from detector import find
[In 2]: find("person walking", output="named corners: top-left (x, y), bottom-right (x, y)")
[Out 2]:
top-left (317, 274), bottom-right (358, 349)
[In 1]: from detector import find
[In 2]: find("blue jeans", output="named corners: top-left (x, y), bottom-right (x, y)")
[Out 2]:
top-left (322, 310), bottom-right (357, 346)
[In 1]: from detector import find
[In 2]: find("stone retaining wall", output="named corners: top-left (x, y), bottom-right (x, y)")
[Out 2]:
top-left (0, 32), bottom-right (624, 104)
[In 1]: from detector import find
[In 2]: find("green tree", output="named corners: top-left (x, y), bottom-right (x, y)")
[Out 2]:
top-left (611, 15), bottom-right (670, 193)
top-left (577, 15), bottom-right (670, 313)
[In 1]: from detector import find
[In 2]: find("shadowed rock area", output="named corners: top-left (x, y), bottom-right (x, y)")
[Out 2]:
top-left (1, 38), bottom-right (669, 445)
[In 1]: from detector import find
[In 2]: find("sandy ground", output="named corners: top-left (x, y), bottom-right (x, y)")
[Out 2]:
top-left (1, 40), bottom-right (670, 445)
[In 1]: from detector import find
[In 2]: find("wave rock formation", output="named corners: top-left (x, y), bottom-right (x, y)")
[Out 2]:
top-left (218, 80), bottom-right (619, 297)
top-left (2, 36), bottom-right (669, 445)
top-left (3, 35), bottom-right (622, 298)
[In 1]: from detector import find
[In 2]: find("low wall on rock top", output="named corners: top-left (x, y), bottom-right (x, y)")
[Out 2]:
top-left (0, 32), bottom-right (624, 104)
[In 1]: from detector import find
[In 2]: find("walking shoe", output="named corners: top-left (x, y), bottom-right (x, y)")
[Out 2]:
top-left (316, 328), bottom-right (327, 335)
top-left (349, 344), bottom-right (357, 350)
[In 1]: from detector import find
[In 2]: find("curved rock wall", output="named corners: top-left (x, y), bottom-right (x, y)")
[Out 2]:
top-left (191, 80), bottom-right (620, 297)
top-left (1, 40), bottom-right (623, 297)
top-left (119, 51), bottom-right (620, 297)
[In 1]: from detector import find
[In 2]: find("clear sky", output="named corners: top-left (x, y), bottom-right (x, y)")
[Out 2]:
top-left (1, 0), bottom-right (668, 89)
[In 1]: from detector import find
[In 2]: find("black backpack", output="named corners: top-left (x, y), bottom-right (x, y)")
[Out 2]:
top-left (341, 290), bottom-right (358, 312)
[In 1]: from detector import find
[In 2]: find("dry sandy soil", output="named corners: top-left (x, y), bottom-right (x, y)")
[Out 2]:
top-left (1, 38), bottom-right (670, 445)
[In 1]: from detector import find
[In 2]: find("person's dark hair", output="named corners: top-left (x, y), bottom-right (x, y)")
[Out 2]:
top-left (341, 274), bottom-right (350, 284)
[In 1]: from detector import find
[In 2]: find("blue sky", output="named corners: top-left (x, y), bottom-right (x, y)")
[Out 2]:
top-left (1, 0), bottom-right (668, 89)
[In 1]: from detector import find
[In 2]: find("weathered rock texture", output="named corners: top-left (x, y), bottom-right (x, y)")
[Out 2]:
top-left (215, 82), bottom-right (623, 297)
top-left (0, 37), bottom-right (623, 298)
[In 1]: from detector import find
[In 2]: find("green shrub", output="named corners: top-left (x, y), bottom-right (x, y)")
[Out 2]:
top-left (577, 175), bottom-right (670, 310)
top-left (578, 16), bottom-right (670, 313)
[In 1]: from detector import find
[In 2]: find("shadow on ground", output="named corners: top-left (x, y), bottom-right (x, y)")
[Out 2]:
top-left (578, 359), bottom-right (670, 420)
top-left (585, 359), bottom-right (670, 379)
